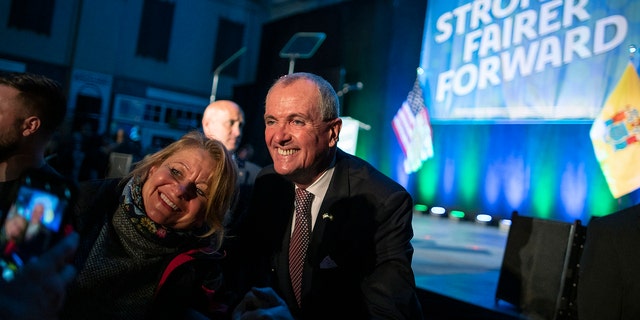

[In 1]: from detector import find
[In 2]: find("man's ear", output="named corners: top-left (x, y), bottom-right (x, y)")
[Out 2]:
top-left (22, 116), bottom-right (41, 137)
top-left (328, 117), bottom-right (342, 147)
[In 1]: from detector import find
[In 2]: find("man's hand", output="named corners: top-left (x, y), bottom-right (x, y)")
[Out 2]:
top-left (232, 287), bottom-right (294, 320)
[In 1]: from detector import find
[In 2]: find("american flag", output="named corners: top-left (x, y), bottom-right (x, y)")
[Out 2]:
top-left (392, 76), bottom-right (434, 174)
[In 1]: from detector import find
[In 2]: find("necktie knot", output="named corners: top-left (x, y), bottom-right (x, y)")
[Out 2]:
top-left (295, 188), bottom-right (313, 214)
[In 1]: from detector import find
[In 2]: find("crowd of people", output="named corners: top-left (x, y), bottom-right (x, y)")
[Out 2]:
top-left (2, 69), bottom-right (638, 320)
top-left (0, 70), bottom-right (424, 319)
top-left (46, 122), bottom-right (145, 182)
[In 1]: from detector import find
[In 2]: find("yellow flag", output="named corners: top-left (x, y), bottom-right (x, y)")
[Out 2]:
top-left (590, 62), bottom-right (640, 198)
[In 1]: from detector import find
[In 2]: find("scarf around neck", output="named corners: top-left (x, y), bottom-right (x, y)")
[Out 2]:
top-left (64, 176), bottom-right (213, 319)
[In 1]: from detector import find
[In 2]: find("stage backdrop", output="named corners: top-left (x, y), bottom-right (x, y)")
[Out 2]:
top-left (394, 0), bottom-right (640, 223)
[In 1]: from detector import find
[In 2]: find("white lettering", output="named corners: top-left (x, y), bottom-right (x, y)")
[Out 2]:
top-left (538, 0), bottom-right (562, 36)
top-left (593, 15), bottom-right (627, 55)
top-left (479, 24), bottom-right (502, 58)
top-left (432, 1), bottom-right (629, 102)
top-left (491, 0), bottom-right (526, 19)
top-left (463, 29), bottom-right (483, 62)
top-left (502, 42), bottom-right (539, 81)
top-left (470, 0), bottom-right (493, 30)
top-left (453, 64), bottom-right (478, 97)
top-left (563, 26), bottom-right (591, 63)
top-left (435, 12), bottom-right (453, 43)
top-left (563, 0), bottom-right (590, 27)
top-left (535, 36), bottom-right (562, 72)
top-left (436, 70), bottom-right (455, 101)
top-left (502, 16), bottom-right (513, 48)
top-left (453, 3), bottom-right (473, 35)
top-left (513, 10), bottom-right (538, 45)
top-left (478, 56), bottom-right (501, 89)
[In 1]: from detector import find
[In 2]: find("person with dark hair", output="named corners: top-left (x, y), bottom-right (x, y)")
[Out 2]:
top-left (230, 72), bottom-right (423, 319)
top-left (61, 131), bottom-right (238, 319)
top-left (0, 71), bottom-right (79, 319)
top-left (0, 71), bottom-right (67, 206)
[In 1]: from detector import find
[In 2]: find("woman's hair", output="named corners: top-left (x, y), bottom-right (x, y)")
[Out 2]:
top-left (126, 130), bottom-right (238, 247)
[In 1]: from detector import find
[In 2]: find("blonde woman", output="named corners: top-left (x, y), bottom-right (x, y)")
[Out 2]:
top-left (62, 131), bottom-right (237, 319)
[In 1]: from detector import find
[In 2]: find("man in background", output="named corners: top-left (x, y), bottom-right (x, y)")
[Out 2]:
top-left (0, 71), bottom-right (79, 319)
top-left (0, 72), bottom-right (68, 211)
top-left (202, 100), bottom-right (261, 229)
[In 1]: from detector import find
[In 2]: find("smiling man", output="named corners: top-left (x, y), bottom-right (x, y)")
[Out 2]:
top-left (230, 72), bottom-right (424, 319)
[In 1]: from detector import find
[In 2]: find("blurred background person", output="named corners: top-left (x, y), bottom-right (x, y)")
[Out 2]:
top-left (0, 69), bottom-right (78, 316)
top-left (202, 100), bottom-right (261, 230)
top-left (0, 72), bottom-right (67, 213)
top-left (76, 122), bottom-right (109, 181)
top-left (110, 125), bottom-right (144, 163)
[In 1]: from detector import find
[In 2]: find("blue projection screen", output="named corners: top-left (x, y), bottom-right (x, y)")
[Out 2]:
top-left (420, 0), bottom-right (640, 123)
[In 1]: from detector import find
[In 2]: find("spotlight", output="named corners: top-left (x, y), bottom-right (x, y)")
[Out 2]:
top-left (413, 204), bottom-right (428, 215)
top-left (449, 210), bottom-right (465, 221)
top-left (429, 206), bottom-right (446, 216)
top-left (475, 214), bottom-right (493, 224)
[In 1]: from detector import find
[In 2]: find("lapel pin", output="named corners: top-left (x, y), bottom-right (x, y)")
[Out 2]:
top-left (322, 213), bottom-right (334, 221)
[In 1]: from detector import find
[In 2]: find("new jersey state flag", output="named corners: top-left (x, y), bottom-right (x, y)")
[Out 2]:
top-left (392, 76), bottom-right (434, 174)
top-left (590, 62), bottom-right (640, 198)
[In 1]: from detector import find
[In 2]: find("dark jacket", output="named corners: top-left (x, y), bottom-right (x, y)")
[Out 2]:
top-left (62, 178), bottom-right (229, 320)
top-left (230, 149), bottom-right (423, 319)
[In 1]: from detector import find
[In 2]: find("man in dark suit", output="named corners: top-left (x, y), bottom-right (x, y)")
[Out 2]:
top-left (577, 202), bottom-right (640, 320)
top-left (230, 72), bottom-right (423, 319)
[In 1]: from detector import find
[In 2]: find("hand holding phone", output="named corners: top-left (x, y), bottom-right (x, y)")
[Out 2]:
top-left (0, 169), bottom-right (76, 282)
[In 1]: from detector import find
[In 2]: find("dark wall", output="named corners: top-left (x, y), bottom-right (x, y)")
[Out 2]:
top-left (235, 0), bottom-right (427, 167)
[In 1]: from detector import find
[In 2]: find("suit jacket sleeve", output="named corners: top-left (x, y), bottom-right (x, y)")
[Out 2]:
top-left (362, 187), bottom-right (423, 319)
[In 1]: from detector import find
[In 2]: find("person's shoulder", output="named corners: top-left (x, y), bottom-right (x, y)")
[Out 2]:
top-left (77, 178), bottom-right (125, 203)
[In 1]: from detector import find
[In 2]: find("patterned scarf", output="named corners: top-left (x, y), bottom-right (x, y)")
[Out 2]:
top-left (64, 177), bottom-right (211, 319)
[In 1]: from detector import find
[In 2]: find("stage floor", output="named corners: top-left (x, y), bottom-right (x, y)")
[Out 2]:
top-left (411, 214), bottom-right (524, 319)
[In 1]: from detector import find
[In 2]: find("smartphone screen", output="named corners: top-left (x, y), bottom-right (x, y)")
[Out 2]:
top-left (0, 170), bottom-right (75, 282)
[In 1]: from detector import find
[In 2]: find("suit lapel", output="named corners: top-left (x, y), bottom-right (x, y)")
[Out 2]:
top-left (310, 150), bottom-right (350, 254)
